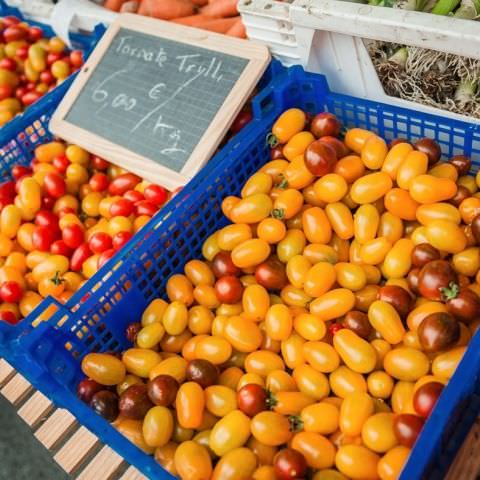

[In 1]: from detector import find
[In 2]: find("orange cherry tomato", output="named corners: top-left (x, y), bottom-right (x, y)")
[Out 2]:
top-left (384, 188), bottom-right (419, 221)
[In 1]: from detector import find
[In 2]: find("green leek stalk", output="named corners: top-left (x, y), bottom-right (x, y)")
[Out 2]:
top-left (431, 0), bottom-right (461, 14)
top-left (455, 79), bottom-right (477, 105)
top-left (454, 0), bottom-right (480, 17)
top-left (389, 47), bottom-right (409, 68)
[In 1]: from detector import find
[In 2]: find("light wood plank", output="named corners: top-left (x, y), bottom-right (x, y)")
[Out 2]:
top-left (120, 466), bottom-right (148, 480)
top-left (54, 426), bottom-right (100, 474)
top-left (77, 445), bottom-right (125, 480)
top-left (35, 408), bottom-right (77, 450)
top-left (446, 418), bottom-right (480, 480)
top-left (17, 391), bottom-right (53, 427)
top-left (1, 373), bottom-right (33, 405)
top-left (0, 359), bottom-right (15, 386)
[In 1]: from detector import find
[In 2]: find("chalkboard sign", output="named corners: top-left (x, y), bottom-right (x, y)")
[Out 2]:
top-left (50, 14), bottom-right (270, 190)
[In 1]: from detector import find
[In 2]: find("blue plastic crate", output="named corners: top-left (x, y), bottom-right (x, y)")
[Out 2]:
top-left (2, 65), bottom-right (480, 479)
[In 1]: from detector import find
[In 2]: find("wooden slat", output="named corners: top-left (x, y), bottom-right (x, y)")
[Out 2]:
top-left (120, 466), bottom-right (148, 480)
top-left (17, 390), bottom-right (53, 427)
top-left (77, 446), bottom-right (125, 480)
top-left (35, 408), bottom-right (77, 450)
top-left (54, 426), bottom-right (100, 474)
top-left (0, 359), bottom-right (15, 386)
top-left (1, 373), bottom-right (33, 404)
top-left (446, 419), bottom-right (480, 480)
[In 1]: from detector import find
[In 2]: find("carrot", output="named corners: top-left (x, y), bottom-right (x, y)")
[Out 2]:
top-left (200, 0), bottom-right (238, 17)
top-left (226, 18), bottom-right (246, 38)
top-left (120, 0), bottom-right (139, 12)
top-left (103, 0), bottom-right (126, 11)
top-left (173, 14), bottom-right (215, 26)
top-left (192, 16), bottom-right (238, 33)
top-left (144, 0), bottom-right (196, 19)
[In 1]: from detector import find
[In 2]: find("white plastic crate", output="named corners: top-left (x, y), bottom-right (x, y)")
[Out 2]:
top-left (238, 0), bottom-right (480, 124)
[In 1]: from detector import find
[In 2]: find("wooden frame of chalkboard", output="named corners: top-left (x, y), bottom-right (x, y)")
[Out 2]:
top-left (50, 14), bottom-right (270, 191)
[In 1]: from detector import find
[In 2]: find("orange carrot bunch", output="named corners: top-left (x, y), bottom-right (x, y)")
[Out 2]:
top-left (103, 0), bottom-right (246, 38)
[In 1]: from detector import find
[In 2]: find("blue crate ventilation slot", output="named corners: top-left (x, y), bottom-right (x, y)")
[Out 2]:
top-left (2, 66), bottom-right (480, 479)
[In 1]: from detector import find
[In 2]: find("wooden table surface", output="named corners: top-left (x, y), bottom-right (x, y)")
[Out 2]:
top-left (1, 358), bottom-right (479, 480)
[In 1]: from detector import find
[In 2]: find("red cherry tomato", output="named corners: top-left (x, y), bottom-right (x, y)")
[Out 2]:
top-left (135, 200), bottom-right (157, 217)
top-left (11, 165), bottom-right (32, 181)
top-left (0, 85), bottom-right (12, 101)
top-left (71, 243), bottom-right (92, 272)
top-left (32, 225), bottom-right (57, 251)
top-left (230, 109), bottom-right (252, 134)
top-left (144, 184), bottom-right (168, 206)
top-left (47, 52), bottom-right (62, 66)
top-left (25, 82), bottom-right (36, 92)
top-left (274, 448), bottom-right (308, 480)
top-left (212, 251), bottom-right (240, 278)
top-left (40, 70), bottom-right (55, 86)
top-left (15, 87), bottom-right (28, 101)
top-left (124, 190), bottom-right (144, 203)
top-left (112, 231), bottom-right (132, 251)
top-left (2, 16), bottom-right (21, 27)
top-left (0, 281), bottom-right (23, 303)
top-left (58, 207), bottom-right (75, 218)
top-left (393, 414), bottom-right (425, 448)
top-left (16, 45), bottom-right (28, 60)
top-left (28, 26), bottom-right (44, 41)
top-left (69, 50), bottom-right (83, 68)
top-left (0, 310), bottom-right (18, 325)
top-left (110, 199), bottom-right (134, 217)
top-left (41, 195), bottom-right (56, 210)
top-left (329, 323), bottom-right (345, 336)
top-left (413, 382), bottom-right (444, 418)
top-left (22, 91), bottom-right (43, 106)
top-left (254, 257), bottom-right (288, 290)
top-left (89, 173), bottom-right (109, 192)
top-left (0, 181), bottom-right (17, 201)
top-left (237, 384), bottom-right (268, 417)
top-left (98, 249), bottom-right (116, 269)
top-left (215, 275), bottom-right (243, 304)
top-left (108, 173), bottom-right (141, 195)
top-left (35, 210), bottom-right (59, 229)
top-left (51, 240), bottom-right (73, 257)
top-left (304, 140), bottom-right (337, 176)
top-left (310, 112), bottom-right (342, 138)
top-left (89, 232), bottom-right (113, 254)
top-left (52, 154), bottom-right (70, 173)
top-left (0, 57), bottom-right (16, 71)
top-left (91, 155), bottom-right (109, 170)
top-left (62, 224), bottom-right (85, 249)
top-left (44, 172), bottom-right (66, 199)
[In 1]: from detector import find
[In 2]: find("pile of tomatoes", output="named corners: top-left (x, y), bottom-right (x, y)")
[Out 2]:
top-left (0, 15), bottom-right (84, 126)
top-left (77, 107), bottom-right (480, 480)
top-left (0, 140), bottom-right (171, 324)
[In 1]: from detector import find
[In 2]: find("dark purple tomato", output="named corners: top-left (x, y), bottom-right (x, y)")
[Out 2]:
top-left (418, 260), bottom-right (458, 301)
top-left (77, 378), bottom-right (103, 404)
top-left (271, 145), bottom-right (284, 160)
top-left (449, 155), bottom-right (471, 176)
top-left (393, 414), bottom-right (425, 448)
top-left (211, 251), bottom-right (240, 278)
top-left (125, 322), bottom-right (142, 343)
top-left (446, 288), bottom-right (480, 324)
top-left (90, 390), bottom-right (119, 422)
top-left (319, 136), bottom-right (349, 159)
top-left (230, 109), bottom-right (252, 134)
top-left (255, 257), bottom-right (288, 290)
top-left (310, 112), bottom-right (341, 139)
top-left (186, 359), bottom-right (219, 388)
top-left (147, 375), bottom-right (179, 406)
top-left (389, 138), bottom-right (411, 149)
top-left (304, 140), bottom-right (337, 177)
top-left (471, 214), bottom-right (480, 244)
top-left (215, 275), bottom-right (244, 304)
top-left (377, 285), bottom-right (413, 318)
top-left (417, 312), bottom-right (460, 353)
top-left (119, 384), bottom-right (153, 420)
top-left (414, 138), bottom-right (441, 166)
top-left (341, 311), bottom-right (372, 339)
top-left (237, 384), bottom-right (268, 417)
top-left (407, 268), bottom-right (421, 295)
top-left (274, 448), bottom-right (308, 480)
top-left (450, 185), bottom-right (471, 208)
top-left (413, 382), bottom-right (444, 418)
top-left (411, 243), bottom-right (441, 268)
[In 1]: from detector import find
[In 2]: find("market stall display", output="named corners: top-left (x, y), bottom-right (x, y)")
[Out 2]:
top-left (2, 67), bottom-right (480, 480)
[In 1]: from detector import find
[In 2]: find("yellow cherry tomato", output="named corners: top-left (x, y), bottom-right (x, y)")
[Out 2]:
top-left (344, 128), bottom-right (375, 154)
top-left (378, 445), bottom-right (410, 480)
top-left (243, 284), bottom-right (270, 321)
top-left (245, 350), bottom-right (285, 376)
top-left (224, 316), bottom-right (262, 352)
top-left (302, 207), bottom-right (332, 245)
top-left (353, 204), bottom-right (379, 244)
top-left (303, 262), bottom-right (336, 298)
top-left (284, 154), bottom-right (316, 189)
top-left (378, 212), bottom-right (404, 244)
top-left (195, 336), bottom-right (232, 365)
top-left (257, 218), bottom-right (287, 244)
top-left (303, 341), bottom-right (340, 373)
top-left (176, 382), bottom-right (205, 429)
top-left (301, 401), bottom-right (339, 434)
top-left (230, 194), bottom-right (273, 224)
top-left (286, 255), bottom-right (311, 289)
top-left (333, 329), bottom-right (376, 374)
top-left (382, 238), bottom-right (414, 279)
top-left (281, 333), bottom-right (305, 369)
top-left (335, 445), bottom-right (380, 480)
top-left (360, 237), bottom-right (392, 265)
top-left (265, 304), bottom-right (293, 341)
top-left (310, 288), bottom-right (356, 321)
top-left (432, 347), bottom-right (466, 379)
top-left (361, 413), bottom-right (397, 453)
top-left (205, 385), bottom-right (237, 417)
top-left (81, 352), bottom-right (126, 385)
top-left (334, 262), bottom-right (366, 291)
top-left (293, 364), bottom-right (330, 400)
top-left (174, 441), bottom-right (212, 480)
top-left (396, 151), bottom-right (428, 189)
top-left (232, 239), bottom-right (270, 268)
top-left (212, 447), bottom-right (258, 480)
top-left (367, 371), bottom-right (394, 399)
top-left (330, 366), bottom-right (367, 398)
top-left (425, 219), bottom-right (467, 254)
top-left (416, 202), bottom-right (461, 225)
top-left (149, 356), bottom-right (187, 383)
top-left (122, 348), bottom-right (162, 378)
top-left (116, 419), bottom-right (155, 454)
top-left (382, 143), bottom-right (414, 179)
top-left (361, 135), bottom-right (388, 170)
top-left (325, 202), bottom-right (354, 240)
top-left (314, 174), bottom-right (348, 204)
top-left (251, 411), bottom-right (292, 446)
top-left (339, 391), bottom-right (374, 436)
top-left (368, 300), bottom-right (406, 344)
top-left (291, 431), bottom-right (336, 469)
top-left (350, 172), bottom-right (392, 204)
top-left (293, 313), bottom-right (326, 341)
top-left (241, 172), bottom-right (273, 198)
top-left (384, 188), bottom-right (419, 221)
top-left (283, 131), bottom-right (315, 161)
top-left (384, 348), bottom-right (429, 381)
top-left (209, 409), bottom-right (251, 456)
top-left (271, 108), bottom-right (306, 144)
top-left (409, 175), bottom-right (457, 204)
top-left (143, 406), bottom-right (173, 448)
